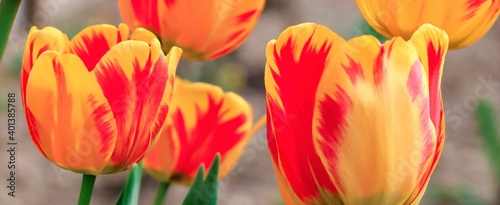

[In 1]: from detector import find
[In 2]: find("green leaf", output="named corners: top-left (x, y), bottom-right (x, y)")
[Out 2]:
top-left (475, 100), bottom-right (500, 182)
top-left (0, 0), bottom-right (22, 63)
top-left (152, 182), bottom-right (171, 205)
top-left (183, 154), bottom-right (220, 205)
top-left (116, 162), bottom-right (143, 205)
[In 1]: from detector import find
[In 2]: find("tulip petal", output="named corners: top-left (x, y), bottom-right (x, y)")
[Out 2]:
top-left (265, 23), bottom-right (343, 202)
top-left (21, 26), bottom-right (69, 78)
top-left (25, 51), bottom-right (117, 175)
top-left (129, 27), bottom-right (160, 46)
top-left (118, 0), bottom-right (161, 33)
top-left (456, 0), bottom-right (500, 47)
top-left (408, 24), bottom-right (448, 142)
top-left (356, 0), bottom-right (500, 49)
top-left (216, 92), bottom-right (253, 177)
top-left (143, 121), bottom-right (180, 182)
top-left (157, 0), bottom-right (266, 60)
top-left (167, 81), bottom-right (253, 182)
top-left (21, 26), bottom-right (70, 155)
top-left (143, 77), bottom-right (187, 182)
top-left (407, 23), bottom-right (449, 204)
top-left (149, 46), bottom-right (182, 149)
top-left (313, 32), bottom-right (437, 204)
top-left (92, 39), bottom-right (170, 173)
top-left (69, 24), bottom-right (130, 71)
top-left (272, 163), bottom-right (305, 205)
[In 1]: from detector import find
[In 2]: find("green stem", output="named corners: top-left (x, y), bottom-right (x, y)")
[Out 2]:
top-left (116, 188), bottom-right (124, 205)
top-left (0, 0), bottom-right (22, 64)
top-left (476, 100), bottom-right (500, 180)
top-left (116, 162), bottom-right (143, 205)
top-left (152, 182), bottom-right (170, 205)
top-left (78, 174), bottom-right (97, 205)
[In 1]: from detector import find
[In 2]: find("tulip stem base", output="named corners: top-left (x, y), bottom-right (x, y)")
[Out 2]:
top-left (153, 182), bottom-right (171, 205)
top-left (116, 162), bottom-right (143, 205)
top-left (78, 174), bottom-right (96, 205)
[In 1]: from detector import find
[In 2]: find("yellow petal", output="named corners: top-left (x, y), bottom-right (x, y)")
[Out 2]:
top-left (143, 121), bottom-right (180, 182)
top-left (21, 26), bottom-right (70, 155)
top-left (129, 26), bottom-right (161, 46)
top-left (26, 51), bottom-right (117, 175)
top-left (407, 23), bottom-right (449, 204)
top-left (356, 0), bottom-right (500, 49)
top-left (21, 26), bottom-right (69, 75)
top-left (313, 33), bottom-right (438, 204)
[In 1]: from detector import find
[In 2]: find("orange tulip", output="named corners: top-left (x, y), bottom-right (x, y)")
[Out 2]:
top-left (356, 0), bottom-right (500, 49)
top-left (265, 23), bottom-right (448, 204)
top-left (20, 23), bottom-right (182, 175)
top-left (143, 79), bottom-right (255, 185)
top-left (118, 0), bottom-right (266, 61)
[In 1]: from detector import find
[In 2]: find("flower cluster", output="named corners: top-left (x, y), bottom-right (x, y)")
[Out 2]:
top-left (14, 0), bottom-right (500, 204)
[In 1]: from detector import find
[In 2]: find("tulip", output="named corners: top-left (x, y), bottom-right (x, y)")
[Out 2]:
top-left (265, 23), bottom-right (448, 204)
top-left (143, 78), bottom-right (257, 185)
top-left (21, 23), bottom-right (182, 175)
top-left (356, 0), bottom-right (500, 49)
top-left (118, 0), bottom-right (266, 61)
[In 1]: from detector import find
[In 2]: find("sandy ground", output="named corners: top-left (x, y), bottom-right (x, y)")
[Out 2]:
top-left (1, 0), bottom-right (500, 204)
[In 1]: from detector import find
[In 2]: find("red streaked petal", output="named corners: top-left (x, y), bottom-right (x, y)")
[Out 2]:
top-left (25, 51), bottom-right (117, 175)
top-left (69, 24), bottom-right (130, 71)
top-left (272, 162), bottom-right (306, 205)
top-left (118, 0), bottom-right (161, 33)
top-left (157, 0), bottom-right (265, 60)
top-left (355, 0), bottom-right (499, 49)
top-left (464, 0), bottom-right (489, 20)
top-left (265, 23), bottom-right (344, 201)
top-left (215, 92), bottom-right (254, 179)
top-left (408, 24), bottom-right (448, 135)
top-left (312, 33), bottom-right (437, 204)
top-left (93, 39), bottom-right (169, 173)
top-left (454, 0), bottom-right (500, 48)
top-left (21, 26), bottom-right (70, 155)
top-left (21, 26), bottom-right (69, 77)
top-left (267, 23), bottom-right (446, 204)
top-left (169, 81), bottom-right (253, 180)
top-left (148, 47), bottom-right (182, 151)
top-left (314, 85), bottom-right (352, 186)
top-left (407, 23), bottom-right (449, 203)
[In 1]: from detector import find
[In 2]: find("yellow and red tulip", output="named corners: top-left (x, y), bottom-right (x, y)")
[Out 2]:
top-left (265, 23), bottom-right (448, 204)
top-left (118, 0), bottom-right (266, 61)
top-left (143, 79), bottom-right (255, 185)
top-left (21, 23), bottom-right (182, 175)
top-left (356, 0), bottom-right (500, 49)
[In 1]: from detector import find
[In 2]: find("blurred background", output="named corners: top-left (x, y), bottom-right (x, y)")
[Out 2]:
top-left (1, 0), bottom-right (500, 204)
